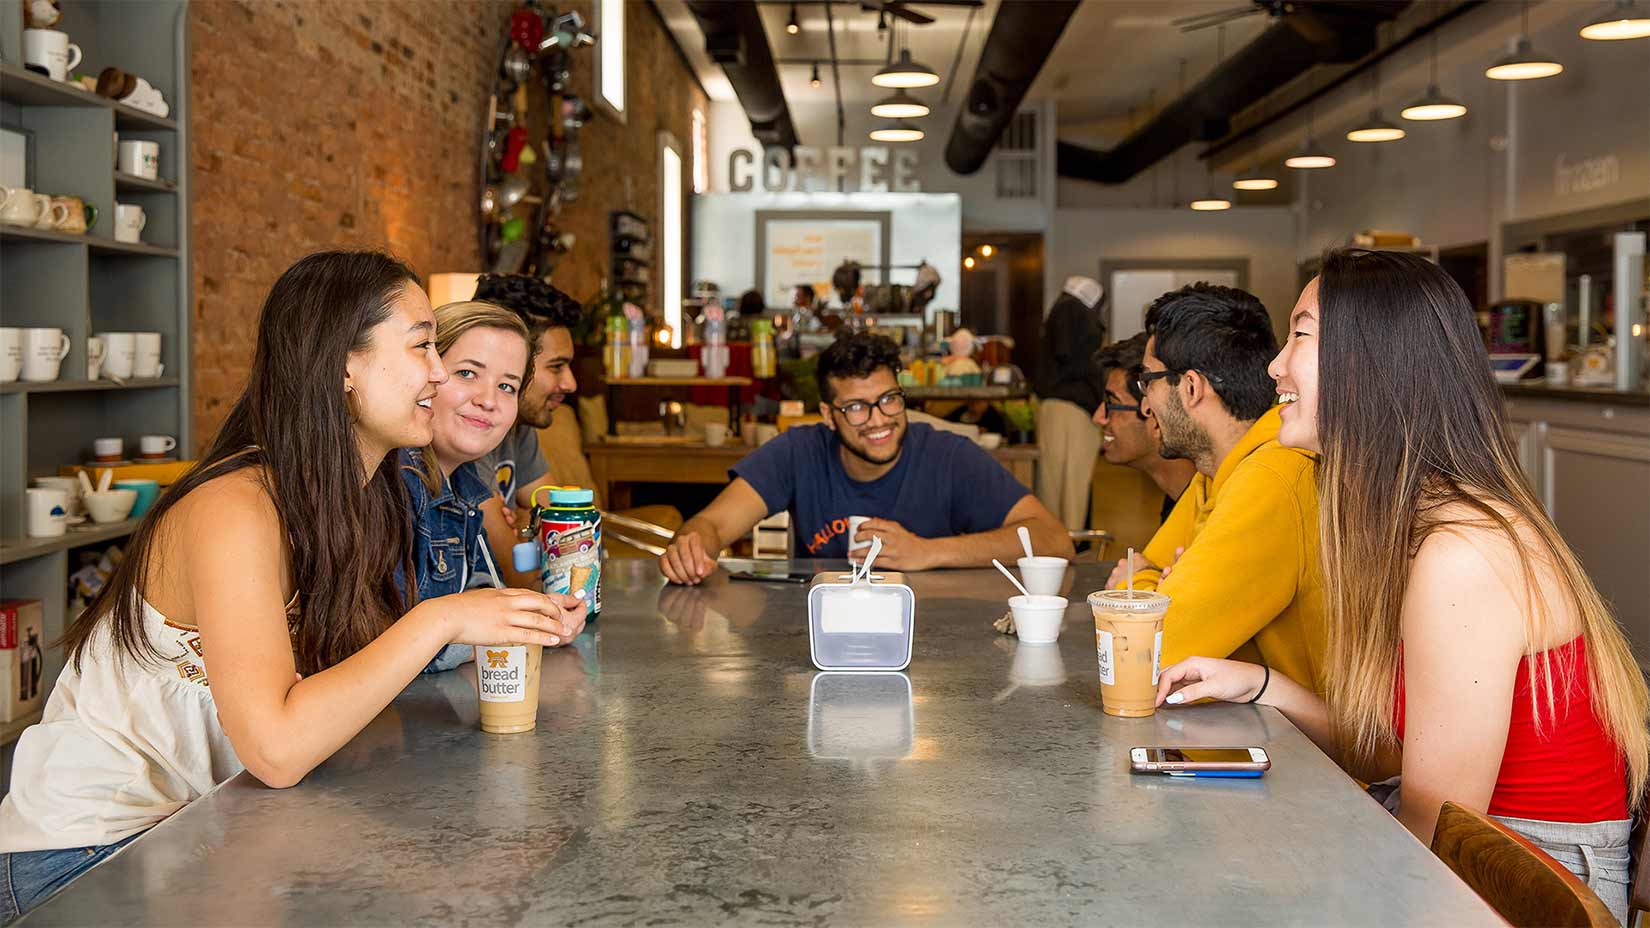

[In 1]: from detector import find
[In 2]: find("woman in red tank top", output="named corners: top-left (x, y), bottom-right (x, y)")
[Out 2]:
top-left (1153, 248), bottom-right (1647, 922)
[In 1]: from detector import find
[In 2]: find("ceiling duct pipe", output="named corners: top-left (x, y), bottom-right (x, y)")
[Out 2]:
top-left (686, 0), bottom-right (800, 150)
top-left (943, 0), bottom-right (1081, 176)
top-left (1058, 1), bottom-right (1409, 185)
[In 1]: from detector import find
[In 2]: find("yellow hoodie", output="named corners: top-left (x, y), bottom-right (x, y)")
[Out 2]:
top-left (1132, 407), bottom-right (1327, 694)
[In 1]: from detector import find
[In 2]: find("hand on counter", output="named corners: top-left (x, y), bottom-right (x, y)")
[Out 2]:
top-left (660, 529), bottom-right (719, 585)
top-left (851, 518), bottom-right (938, 572)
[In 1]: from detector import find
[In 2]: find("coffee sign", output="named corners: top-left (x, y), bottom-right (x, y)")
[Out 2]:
top-left (729, 146), bottom-right (921, 194)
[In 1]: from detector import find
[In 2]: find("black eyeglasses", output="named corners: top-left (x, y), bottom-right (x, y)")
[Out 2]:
top-left (832, 389), bottom-right (906, 426)
top-left (1103, 400), bottom-right (1142, 415)
top-left (1135, 368), bottom-right (1179, 396)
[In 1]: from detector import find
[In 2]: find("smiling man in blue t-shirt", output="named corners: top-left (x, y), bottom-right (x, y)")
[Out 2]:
top-left (659, 333), bottom-right (1073, 584)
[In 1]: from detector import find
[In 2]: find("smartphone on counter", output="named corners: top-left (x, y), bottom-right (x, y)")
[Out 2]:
top-left (727, 565), bottom-right (815, 584)
top-left (1130, 747), bottom-right (1270, 778)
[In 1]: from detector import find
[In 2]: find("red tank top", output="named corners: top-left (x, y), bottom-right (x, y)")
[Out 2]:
top-left (1396, 636), bottom-right (1628, 822)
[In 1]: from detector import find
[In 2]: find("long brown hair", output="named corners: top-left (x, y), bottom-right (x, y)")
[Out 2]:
top-left (1314, 247), bottom-right (1648, 806)
top-left (65, 251), bottom-right (423, 676)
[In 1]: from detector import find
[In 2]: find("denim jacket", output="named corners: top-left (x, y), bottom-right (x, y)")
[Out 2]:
top-left (399, 449), bottom-right (496, 673)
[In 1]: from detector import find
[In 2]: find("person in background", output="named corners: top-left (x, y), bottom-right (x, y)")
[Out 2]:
top-left (1105, 282), bottom-right (1326, 696)
top-left (0, 253), bottom-right (578, 921)
top-left (403, 301), bottom-right (588, 673)
top-left (659, 332), bottom-right (1072, 583)
top-left (1090, 333), bottom-right (1196, 524)
top-left (1034, 276), bottom-right (1107, 532)
top-left (1157, 249), bottom-right (1647, 921)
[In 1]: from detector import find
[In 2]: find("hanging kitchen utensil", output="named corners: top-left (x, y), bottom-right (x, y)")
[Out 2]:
top-left (510, 8), bottom-right (545, 50)
top-left (501, 45), bottom-right (532, 83)
top-left (496, 173), bottom-right (530, 211)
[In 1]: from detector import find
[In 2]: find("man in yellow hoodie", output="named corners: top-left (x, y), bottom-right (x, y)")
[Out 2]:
top-left (1106, 283), bottom-right (1326, 695)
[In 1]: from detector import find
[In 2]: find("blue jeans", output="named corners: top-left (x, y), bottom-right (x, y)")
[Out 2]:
top-left (1, 833), bottom-right (140, 924)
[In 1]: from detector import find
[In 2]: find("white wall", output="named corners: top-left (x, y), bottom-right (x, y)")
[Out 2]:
top-left (692, 191), bottom-right (963, 311)
top-left (1049, 207), bottom-right (1301, 335)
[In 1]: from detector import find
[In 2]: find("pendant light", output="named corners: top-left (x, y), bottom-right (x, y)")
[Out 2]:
top-left (1486, 1), bottom-right (1564, 80)
top-left (872, 48), bottom-right (939, 88)
top-left (1233, 167), bottom-right (1279, 191)
top-left (1580, 0), bottom-right (1650, 39)
top-left (1285, 101), bottom-right (1335, 169)
top-left (1190, 193), bottom-right (1232, 211)
top-left (809, 62), bottom-right (822, 89)
top-left (1347, 62), bottom-right (1405, 142)
top-left (869, 119), bottom-right (923, 142)
top-left (785, 2), bottom-right (800, 35)
top-left (870, 89), bottom-right (929, 119)
top-left (1401, 32), bottom-right (1467, 121)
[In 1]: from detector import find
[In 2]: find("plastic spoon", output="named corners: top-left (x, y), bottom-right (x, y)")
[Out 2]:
top-left (1017, 525), bottom-right (1034, 560)
top-left (991, 558), bottom-right (1031, 599)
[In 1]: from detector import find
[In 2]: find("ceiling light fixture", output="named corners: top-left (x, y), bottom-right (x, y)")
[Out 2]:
top-left (979, 244), bottom-right (994, 257)
top-left (870, 89), bottom-right (929, 119)
top-left (786, 3), bottom-right (800, 35)
top-left (1286, 102), bottom-right (1335, 169)
top-left (810, 61), bottom-right (821, 89)
top-left (869, 118), bottom-right (924, 142)
top-left (1580, 0), bottom-right (1650, 39)
top-left (1232, 167), bottom-right (1279, 191)
top-left (872, 48), bottom-right (939, 89)
top-left (1402, 31), bottom-right (1468, 120)
top-left (1486, 2), bottom-right (1564, 80)
top-left (1190, 196), bottom-right (1232, 211)
top-left (1347, 63), bottom-right (1404, 142)
top-left (963, 256), bottom-right (976, 269)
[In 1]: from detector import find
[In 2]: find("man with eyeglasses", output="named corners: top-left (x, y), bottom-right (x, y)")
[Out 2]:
top-left (1089, 333), bottom-right (1196, 524)
top-left (1106, 282), bottom-right (1327, 698)
top-left (659, 332), bottom-right (1072, 583)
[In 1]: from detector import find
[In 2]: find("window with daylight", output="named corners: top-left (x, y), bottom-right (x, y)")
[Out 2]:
top-left (660, 132), bottom-right (684, 347)
top-left (691, 109), bottom-right (708, 195)
top-left (596, 0), bottom-right (625, 121)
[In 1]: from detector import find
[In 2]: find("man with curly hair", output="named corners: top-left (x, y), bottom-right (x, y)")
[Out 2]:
top-left (469, 273), bottom-right (583, 509)
top-left (659, 332), bottom-right (1072, 583)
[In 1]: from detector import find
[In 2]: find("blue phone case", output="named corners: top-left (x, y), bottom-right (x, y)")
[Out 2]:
top-left (1166, 769), bottom-right (1265, 779)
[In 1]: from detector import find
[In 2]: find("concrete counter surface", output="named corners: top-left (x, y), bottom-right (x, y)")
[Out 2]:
top-left (27, 560), bottom-right (1498, 927)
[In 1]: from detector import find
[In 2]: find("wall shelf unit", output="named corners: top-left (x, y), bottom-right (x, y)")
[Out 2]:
top-left (1, 0), bottom-right (190, 775)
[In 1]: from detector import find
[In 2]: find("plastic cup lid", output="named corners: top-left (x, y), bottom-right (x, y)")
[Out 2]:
top-left (1087, 589), bottom-right (1170, 612)
top-left (547, 486), bottom-right (594, 505)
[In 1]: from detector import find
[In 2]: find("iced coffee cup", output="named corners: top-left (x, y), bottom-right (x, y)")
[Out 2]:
top-left (475, 643), bottom-right (544, 733)
top-left (1087, 589), bottom-right (1170, 718)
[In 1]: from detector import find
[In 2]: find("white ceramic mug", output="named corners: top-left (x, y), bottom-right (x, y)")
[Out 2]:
top-left (0, 186), bottom-right (48, 226)
top-left (26, 487), bottom-right (69, 538)
top-left (22, 29), bottom-right (82, 83)
top-left (32, 199), bottom-right (69, 230)
top-left (93, 437), bottom-right (124, 463)
top-left (86, 335), bottom-right (106, 379)
top-left (703, 422), bottom-right (728, 448)
top-left (101, 332), bottom-right (136, 379)
top-left (133, 332), bottom-right (162, 378)
top-left (138, 435), bottom-right (176, 459)
top-left (32, 476), bottom-right (83, 519)
top-left (0, 328), bottom-right (21, 383)
top-left (118, 140), bottom-right (160, 180)
top-left (20, 327), bottom-right (70, 382)
top-left (113, 203), bottom-right (146, 244)
top-left (847, 515), bottom-right (872, 552)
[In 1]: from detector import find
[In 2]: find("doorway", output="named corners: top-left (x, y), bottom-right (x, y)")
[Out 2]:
top-left (960, 232), bottom-right (1044, 371)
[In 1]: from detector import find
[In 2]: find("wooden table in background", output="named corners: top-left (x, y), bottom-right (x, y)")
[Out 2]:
top-left (586, 439), bottom-right (1038, 510)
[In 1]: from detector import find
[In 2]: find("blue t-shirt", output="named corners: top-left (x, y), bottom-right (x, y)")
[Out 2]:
top-left (732, 422), bottom-right (1029, 558)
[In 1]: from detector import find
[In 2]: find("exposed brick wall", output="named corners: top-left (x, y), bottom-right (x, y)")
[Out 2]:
top-left (188, 1), bottom-right (707, 450)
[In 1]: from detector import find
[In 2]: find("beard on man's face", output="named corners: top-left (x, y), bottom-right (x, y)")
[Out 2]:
top-left (1151, 390), bottom-right (1206, 463)
top-left (835, 413), bottom-right (906, 465)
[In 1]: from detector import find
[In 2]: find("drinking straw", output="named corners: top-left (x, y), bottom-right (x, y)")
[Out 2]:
top-left (1126, 547), bottom-right (1135, 592)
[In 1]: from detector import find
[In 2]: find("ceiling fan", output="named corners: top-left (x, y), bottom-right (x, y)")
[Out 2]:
top-left (858, 0), bottom-right (982, 28)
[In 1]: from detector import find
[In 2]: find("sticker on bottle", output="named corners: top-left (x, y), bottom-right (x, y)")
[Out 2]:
top-left (1152, 630), bottom-right (1163, 686)
top-left (1096, 629), bottom-right (1115, 686)
top-left (477, 646), bottom-right (528, 702)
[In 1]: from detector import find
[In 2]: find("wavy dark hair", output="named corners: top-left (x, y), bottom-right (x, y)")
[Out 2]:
top-left (65, 251), bottom-right (422, 676)
top-left (473, 273), bottom-right (582, 343)
top-left (815, 331), bottom-right (903, 402)
top-left (1144, 282), bottom-right (1277, 421)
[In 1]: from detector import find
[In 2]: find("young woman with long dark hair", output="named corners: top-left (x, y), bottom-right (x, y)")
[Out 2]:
top-left (1156, 248), bottom-right (1647, 921)
top-left (0, 252), bottom-right (579, 920)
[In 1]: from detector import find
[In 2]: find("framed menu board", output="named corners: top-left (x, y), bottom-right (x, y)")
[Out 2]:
top-left (756, 210), bottom-right (892, 308)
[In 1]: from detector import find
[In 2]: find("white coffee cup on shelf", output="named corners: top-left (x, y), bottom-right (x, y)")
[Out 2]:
top-left (86, 335), bottom-right (106, 379)
top-left (113, 203), bottom-right (146, 244)
top-left (133, 332), bottom-right (162, 378)
top-left (22, 29), bottom-right (82, 83)
top-left (117, 140), bottom-right (161, 180)
top-left (138, 435), bottom-right (177, 459)
top-left (32, 199), bottom-right (69, 231)
top-left (93, 437), bottom-right (124, 463)
top-left (0, 328), bottom-right (21, 383)
top-left (0, 186), bottom-right (48, 227)
top-left (26, 487), bottom-right (70, 538)
top-left (101, 332), bottom-right (136, 379)
top-left (32, 476), bottom-right (83, 519)
top-left (20, 327), bottom-right (70, 382)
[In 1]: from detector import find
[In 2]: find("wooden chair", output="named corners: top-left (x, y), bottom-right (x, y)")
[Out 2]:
top-left (1430, 801), bottom-right (1617, 928)
top-left (1629, 814), bottom-right (1647, 928)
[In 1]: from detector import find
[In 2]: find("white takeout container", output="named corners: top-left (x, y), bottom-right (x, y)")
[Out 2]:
top-left (807, 570), bottom-right (915, 671)
top-left (1009, 593), bottom-right (1067, 644)
top-left (1017, 556), bottom-right (1069, 596)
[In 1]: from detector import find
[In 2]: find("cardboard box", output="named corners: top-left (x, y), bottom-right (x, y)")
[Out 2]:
top-left (0, 600), bottom-right (45, 723)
